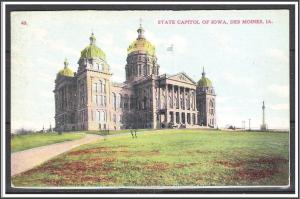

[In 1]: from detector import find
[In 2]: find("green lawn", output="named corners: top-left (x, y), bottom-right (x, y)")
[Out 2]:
top-left (12, 129), bottom-right (289, 186)
top-left (85, 128), bottom-right (154, 136)
top-left (11, 132), bottom-right (85, 152)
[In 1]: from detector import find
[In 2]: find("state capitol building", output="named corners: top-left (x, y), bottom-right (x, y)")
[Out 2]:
top-left (54, 23), bottom-right (216, 131)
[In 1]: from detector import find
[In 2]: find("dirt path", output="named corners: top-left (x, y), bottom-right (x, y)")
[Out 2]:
top-left (11, 134), bottom-right (102, 177)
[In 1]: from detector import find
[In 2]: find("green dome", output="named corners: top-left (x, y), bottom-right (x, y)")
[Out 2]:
top-left (197, 77), bottom-right (212, 87)
top-left (80, 33), bottom-right (106, 60)
top-left (197, 68), bottom-right (212, 87)
top-left (81, 44), bottom-right (106, 60)
top-left (57, 58), bottom-right (74, 77)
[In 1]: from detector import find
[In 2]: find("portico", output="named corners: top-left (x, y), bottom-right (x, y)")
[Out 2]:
top-left (156, 73), bottom-right (198, 128)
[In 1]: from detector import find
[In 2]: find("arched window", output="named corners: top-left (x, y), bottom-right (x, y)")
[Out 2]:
top-left (130, 95), bottom-right (135, 110)
top-left (209, 99), bottom-right (214, 116)
top-left (96, 111), bottom-right (101, 122)
top-left (119, 94), bottom-right (123, 108)
top-left (124, 94), bottom-right (129, 110)
top-left (112, 92), bottom-right (116, 110)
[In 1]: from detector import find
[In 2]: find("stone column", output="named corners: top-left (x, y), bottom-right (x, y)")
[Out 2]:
top-left (165, 111), bottom-right (169, 123)
top-left (195, 113), bottom-right (198, 125)
top-left (193, 89), bottom-right (196, 110)
top-left (177, 87), bottom-right (180, 109)
top-left (183, 87), bottom-right (186, 110)
top-left (166, 84), bottom-right (169, 109)
top-left (188, 89), bottom-right (191, 110)
top-left (172, 85), bottom-right (174, 109)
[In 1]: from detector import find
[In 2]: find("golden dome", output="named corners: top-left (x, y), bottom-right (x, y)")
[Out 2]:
top-left (127, 38), bottom-right (155, 55)
top-left (127, 23), bottom-right (155, 56)
top-left (57, 58), bottom-right (74, 77)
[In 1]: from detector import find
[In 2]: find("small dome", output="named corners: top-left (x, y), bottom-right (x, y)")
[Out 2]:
top-left (197, 77), bottom-right (212, 87)
top-left (57, 58), bottom-right (74, 77)
top-left (80, 33), bottom-right (106, 60)
top-left (197, 67), bottom-right (212, 87)
top-left (127, 23), bottom-right (155, 56)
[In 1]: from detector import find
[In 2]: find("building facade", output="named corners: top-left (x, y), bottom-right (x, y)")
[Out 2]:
top-left (54, 24), bottom-right (216, 131)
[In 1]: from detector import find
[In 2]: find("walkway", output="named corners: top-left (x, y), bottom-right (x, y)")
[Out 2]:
top-left (11, 134), bottom-right (102, 176)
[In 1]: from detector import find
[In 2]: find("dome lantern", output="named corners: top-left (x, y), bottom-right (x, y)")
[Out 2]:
top-left (89, 32), bottom-right (96, 45)
top-left (64, 58), bottom-right (69, 68)
top-left (137, 18), bottom-right (145, 39)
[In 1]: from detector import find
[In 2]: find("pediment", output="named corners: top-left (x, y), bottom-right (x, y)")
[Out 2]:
top-left (167, 72), bottom-right (196, 84)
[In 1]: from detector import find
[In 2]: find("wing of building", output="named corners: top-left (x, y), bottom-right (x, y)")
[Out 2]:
top-left (54, 23), bottom-right (216, 131)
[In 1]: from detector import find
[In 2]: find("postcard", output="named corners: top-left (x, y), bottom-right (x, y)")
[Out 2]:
top-left (1, 1), bottom-right (297, 198)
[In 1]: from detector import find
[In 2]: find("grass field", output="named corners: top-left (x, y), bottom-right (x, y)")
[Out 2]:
top-left (85, 128), bottom-right (154, 136)
top-left (12, 129), bottom-right (289, 186)
top-left (11, 132), bottom-right (85, 152)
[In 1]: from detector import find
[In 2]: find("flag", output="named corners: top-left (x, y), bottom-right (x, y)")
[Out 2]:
top-left (166, 44), bottom-right (174, 52)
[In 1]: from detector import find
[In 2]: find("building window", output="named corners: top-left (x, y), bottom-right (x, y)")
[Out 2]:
top-left (113, 114), bottom-right (116, 123)
top-left (119, 94), bottom-right (123, 108)
top-left (93, 83), bottom-right (97, 93)
top-left (112, 92), bottom-right (116, 110)
top-left (93, 95), bottom-right (97, 104)
top-left (96, 111), bottom-right (100, 122)
top-left (138, 64), bottom-right (141, 76)
top-left (144, 65), bottom-right (147, 75)
top-left (99, 80), bottom-right (103, 93)
top-left (103, 80), bottom-right (106, 93)
top-left (100, 95), bottom-right (103, 106)
top-left (124, 94), bottom-right (129, 110)
top-left (103, 96), bottom-right (106, 107)
top-left (130, 95), bottom-right (135, 110)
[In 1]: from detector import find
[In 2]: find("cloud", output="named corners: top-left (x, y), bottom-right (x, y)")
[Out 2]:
top-left (110, 63), bottom-right (125, 82)
top-left (222, 72), bottom-right (254, 86)
top-left (268, 84), bottom-right (289, 98)
top-left (265, 48), bottom-right (289, 65)
top-left (125, 30), bottom-right (137, 43)
top-left (216, 96), bottom-right (233, 104)
top-left (209, 29), bottom-right (240, 57)
top-left (270, 103), bottom-right (289, 111)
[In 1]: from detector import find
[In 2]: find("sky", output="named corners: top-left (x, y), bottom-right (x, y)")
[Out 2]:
top-left (10, 10), bottom-right (290, 131)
